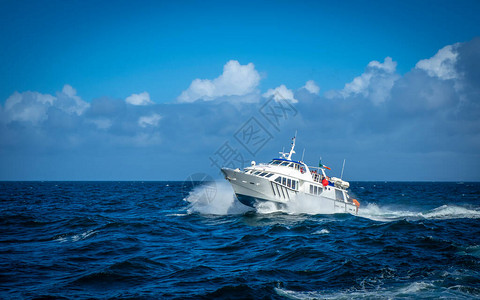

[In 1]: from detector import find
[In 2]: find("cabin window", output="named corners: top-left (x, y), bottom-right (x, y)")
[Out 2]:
top-left (310, 185), bottom-right (313, 194)
top-left (271, 160), bottom-right (281, 165)
top-left (265, 173), bottom-right (274, 178)
top-left (292, 181), bottom-right (296, 190)
top-left (335, 189), bottom-right (345, 201)
top-left (280, 162), bottom-right (289, 166)
top-left (260, 172), bottom-right (267, 177)
top-left (275, 177), bottom-right (281, 183)
top-left (282, 177), bottom-right (286, 185)
top-left (346, 194), bottom-right (351, 202)
top-left (287, 178), bottom-right (292, 188)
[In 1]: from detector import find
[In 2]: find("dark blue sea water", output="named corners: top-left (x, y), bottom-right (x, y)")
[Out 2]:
top-left (1, 181), bottom-right (480, 299)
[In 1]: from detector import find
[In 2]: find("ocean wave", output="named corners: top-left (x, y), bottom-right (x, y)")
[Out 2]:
top-left (274, 280), bottom-right (477, 299)
top-left (54, 229), bottom-right (98, 243)
top-left (359, 203), bottom-right (480, 221)
top-left (313, 228), bottom-right (330, 235)
top-left (203, 284), bottom-right (271, 299)
top-left (457, 244), bottom-right (480, 258)
top-left (2, 181), bottom-right (480, 299)
top-left (421, 205), bottom-right (480, 219)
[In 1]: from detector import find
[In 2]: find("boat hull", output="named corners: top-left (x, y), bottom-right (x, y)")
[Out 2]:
top-left (221, 168), bottom-right (288, 205)
top-left (221, 168), bottom-right (358, 214)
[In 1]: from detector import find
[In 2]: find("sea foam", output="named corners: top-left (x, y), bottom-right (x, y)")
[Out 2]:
top-left (359, 203), bottom-right (480, 222)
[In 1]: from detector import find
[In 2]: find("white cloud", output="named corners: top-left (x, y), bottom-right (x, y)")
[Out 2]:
top-left (367, 57), bottom-right (397, 73)
top-left (3, 91), bottom-right (54, 124)
top-left (138, 113), bottom-right (162, 128)
top-left (263, 84), bottom-right (298, 103)
top-left (61, 84), bottom-right (77, 98)
top-left (327, 57), bottom-right (399, 105)
top-left (2, 84), bottom-right (89, 124)
top-left (303, 80), bottom-right (320, 95)
top-left (57, 84), bottom-right (90, 115)
top-left (125, 91), bottom-right (153, 106)
top-left (342, 57), bottom-right (396, 97)
top-left (177, 60), bottom-right (261, 102)
top-left (415, 44), bottom-right (459, 80)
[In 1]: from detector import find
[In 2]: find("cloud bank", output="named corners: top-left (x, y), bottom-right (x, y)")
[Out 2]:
top-left (1, 38), bottom-right (479, 180)
top-left (2, 84), bottom-right (89, 125)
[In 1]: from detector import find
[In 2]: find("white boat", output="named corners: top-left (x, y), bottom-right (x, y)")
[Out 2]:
top-left (221, 136), bottom-right (360, 214)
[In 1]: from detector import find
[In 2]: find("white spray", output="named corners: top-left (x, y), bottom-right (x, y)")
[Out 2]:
top-left (184, 181), bottom-right (252, 215)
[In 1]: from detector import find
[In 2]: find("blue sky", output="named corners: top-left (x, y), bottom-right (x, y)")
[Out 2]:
top-left (1, 1), bottom-right (480, 180)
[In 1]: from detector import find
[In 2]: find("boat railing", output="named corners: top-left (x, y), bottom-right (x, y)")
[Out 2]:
top-left (308, 165), bottom-right (323, 172)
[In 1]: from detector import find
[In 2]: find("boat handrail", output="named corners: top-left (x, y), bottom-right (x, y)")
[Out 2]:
top-left (307, 165), bottom-right (327, 172)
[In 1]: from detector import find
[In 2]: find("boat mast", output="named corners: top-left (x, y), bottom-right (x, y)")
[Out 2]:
top-left (286, 131), bottom-right (297, 160)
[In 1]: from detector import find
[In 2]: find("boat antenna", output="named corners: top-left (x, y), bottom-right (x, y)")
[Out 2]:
top-left (287, 131), bottom-right (297, 160)
top-left (301, 148), bottom-right (305, 162)
top-left (341, 159), bottom-right (346, 179)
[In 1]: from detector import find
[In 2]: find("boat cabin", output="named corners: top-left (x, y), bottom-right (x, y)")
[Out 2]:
top-left (269, 158), bottom-right (307, 172)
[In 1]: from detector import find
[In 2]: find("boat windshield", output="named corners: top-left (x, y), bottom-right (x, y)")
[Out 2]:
top-left (270, 159), bottom-right (307, 171)
top-left (270, 159), bottom-right (307, 170)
